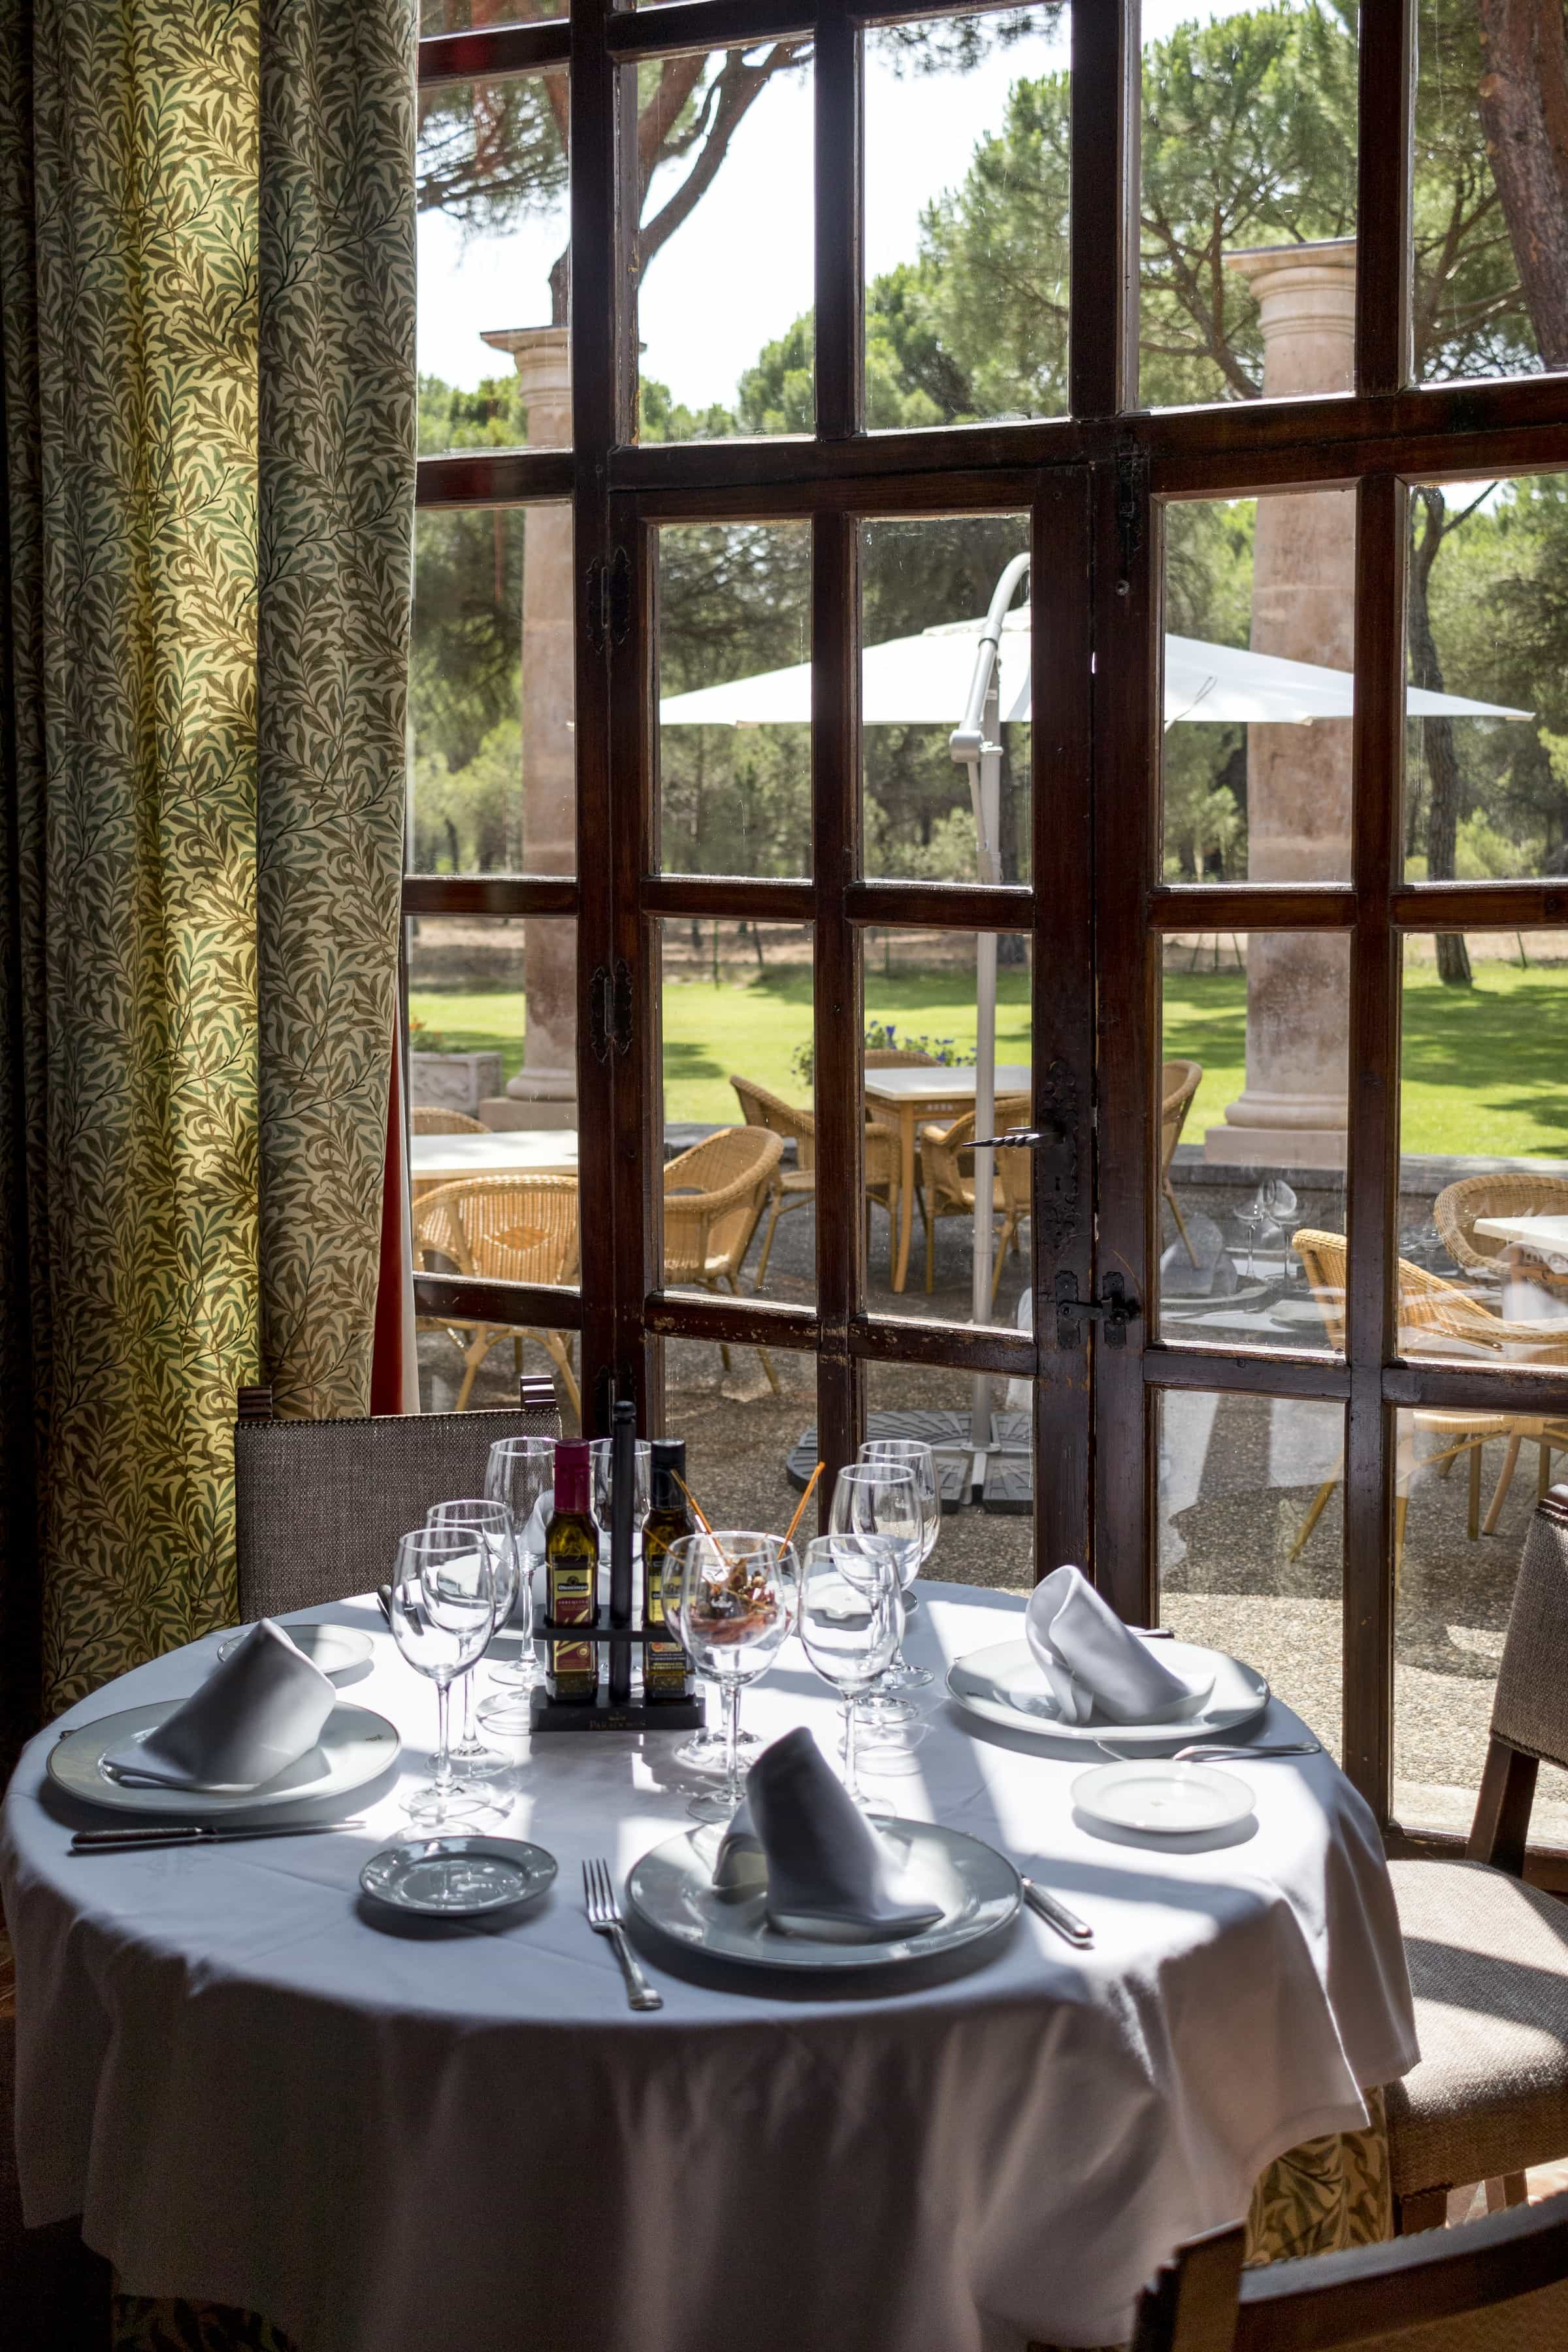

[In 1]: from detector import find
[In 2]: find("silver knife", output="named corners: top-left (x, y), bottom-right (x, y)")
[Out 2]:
top-left (1021, 1876), bottom-right (1094, 1948)
top-left (72, 1819), bottom-right (367, 1853)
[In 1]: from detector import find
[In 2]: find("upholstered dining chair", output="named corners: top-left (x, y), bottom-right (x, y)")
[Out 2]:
top-left (233, 1377), bottom-right (561, 1621)
top-left (916, 1095), bottom-right (1031, 1301)
top-left (729, 1074), bottom-right (903, 1286)
top-left (1435, 1169), bottom-right (1568, 1279)
top-left (1160, 1058), bottom-right (1203, 1268)
top-left (1290, 1229), bottom-right (1568, 1575)
top-left (410, 1106), bottom-right (487, 1135)
top-left (414, 1172), bottom-right (581, 1415)
top-left (1130, 2189), bottom-right (1568, 2352)
top-left (1377, 1488), bottom-right (1568, 2233)
top-left (662, 1126), bottom-right (783, 1390)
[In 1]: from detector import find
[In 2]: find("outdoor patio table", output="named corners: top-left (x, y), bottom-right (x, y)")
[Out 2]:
top-left (1473, 1212), bottom-right (1568, 1323)
top-left (1, 1583), bottom-right (1414, 2352)
top-left (864, 1064), bottom-right (1032, 1292)
top-left (408, 1127), bottom-right (578, 1200)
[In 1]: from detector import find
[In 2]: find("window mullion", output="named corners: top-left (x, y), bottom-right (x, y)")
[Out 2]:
top-left (813, 0), bottom-right (863, 440)
top-left (1356, 0), bottom-right (1414, 397)
top-left (1068, 0), bottom-right (1139, 417)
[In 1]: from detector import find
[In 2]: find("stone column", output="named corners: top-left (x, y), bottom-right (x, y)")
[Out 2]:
top-left (1203, 239), bottom-right (1357, 1170)
top-left (480, 325), bottom-right (578, 1118)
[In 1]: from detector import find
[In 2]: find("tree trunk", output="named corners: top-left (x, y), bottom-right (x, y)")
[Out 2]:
top-left (1477, 0), bottom-right (1568, 370)
top-left (1408, 490), bottom-right (1473, 986)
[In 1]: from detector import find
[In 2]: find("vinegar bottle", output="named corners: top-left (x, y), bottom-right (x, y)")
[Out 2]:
top-left (546, 1439), bottom-right (600, 1703)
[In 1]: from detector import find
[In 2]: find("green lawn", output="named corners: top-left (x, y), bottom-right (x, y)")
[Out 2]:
top-left (412, 955), bottom-right (1568, 1157)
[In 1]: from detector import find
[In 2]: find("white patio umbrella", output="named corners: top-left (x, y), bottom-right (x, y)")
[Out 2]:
top-left (662, 574), bottom-right (1530, 1460)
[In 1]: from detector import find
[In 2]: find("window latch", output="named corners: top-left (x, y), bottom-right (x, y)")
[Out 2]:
top-left (1055, 1271), bottom-right (1139, 1349)
top-left (588, 961), bottom-right (633, 1062)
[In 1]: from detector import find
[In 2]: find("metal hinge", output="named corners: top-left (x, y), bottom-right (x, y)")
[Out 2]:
top-left (585, 547), bottom-right (632, 655)
top-left (1056, 1270), bottom-right (1141, 1349)
top-left (587, 960), bottom-right (633, 1062)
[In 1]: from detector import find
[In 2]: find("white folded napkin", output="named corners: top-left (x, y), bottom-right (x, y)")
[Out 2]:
top-left (103, 1620), bottom-right (336, 1791)
top-left (711, 1796), bottom-right (767, 1897)
top-left (1025, 1565), bottom-right (1208, 1727)
top-left (744, 1727), bottom-right (944, 1944)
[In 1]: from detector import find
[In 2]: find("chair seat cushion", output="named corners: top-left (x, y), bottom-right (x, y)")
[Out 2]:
top-left (1387, 1858), bottom-right (1568, 2194)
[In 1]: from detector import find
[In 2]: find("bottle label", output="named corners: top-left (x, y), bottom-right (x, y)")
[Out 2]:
top-left (549, 1561), bottom-right (598, 1699)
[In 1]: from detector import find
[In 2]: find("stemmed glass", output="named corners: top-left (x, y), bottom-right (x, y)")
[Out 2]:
top-left (480, 1436), bottom-right (554, 1722)
top-left (830, 1460), bottom-right (930, 1691)
top-left (669, 1531), bottom-right (794, 1823)
top-left (589, 1437), bottom-right (651, 1537)
top-left (426, 1499), bottom-right (515, 1782)
top-left (798, 1537), bottom-right (900, 1814)
top-left (387, 1522), bottom-right (497, 1827)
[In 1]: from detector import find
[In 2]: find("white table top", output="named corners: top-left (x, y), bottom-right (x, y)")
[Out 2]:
top-left (1, 1584), bottom-right (1414, 2352)
top-left (410, 1129), bottom-right (578, 1181)
top-left (864, 1064), bottom-right (1032, 1107)
top-left (1475, 1213), bottom-right (1568, 1252)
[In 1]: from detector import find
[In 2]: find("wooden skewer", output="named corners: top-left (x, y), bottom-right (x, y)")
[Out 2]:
top-left (779, 1460), bottom-right (824, 1553)
top-left (674, 1473), bottom-right (715, 1540)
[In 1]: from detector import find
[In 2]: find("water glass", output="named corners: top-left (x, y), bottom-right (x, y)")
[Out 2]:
top-left (387, 1523), bottom-right (497, 1827)
top-left (669, 1531), bottom-right (794, 1823)
top-left (483, 1435), bottom-right (555, 1710)
top-left (426, 1498), bottom-right (515, 1780)
top-left (798, 1537), bottom-right (900, 1812)
top-left (830, 1460), bottom-right (930, 1691)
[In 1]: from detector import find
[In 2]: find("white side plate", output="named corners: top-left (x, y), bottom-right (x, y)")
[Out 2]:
top-left (50, 1701), bottom-right (401, 1818)
top-left (361, 1836), bottom-right (556, 1918)
top-left (947, 1637), bottom-right (1268, 1746)
top-left (1072, 1759), bottom-right (1254, 1835)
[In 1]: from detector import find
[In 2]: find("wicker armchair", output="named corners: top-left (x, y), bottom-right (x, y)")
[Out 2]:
top-left (664, 1126), bottom-right (784, 1391)
top-left (862, 1048), bottom-right (936, 1068)
top-left (414, 1173), bottom-right (581, 1415)
top-left (917, 1094), bottom-right (1031, 1303)
top-left (1434, 1169), bottom-right (1568, 1276)
top-left (730, 1075), bottom-right (902, 1286)
top-left (1290, 1227), bottom-right (1568, 1576)
top-left (411, 1106), bottom-right (487, 1135)
top-left (1160, 1058), bottom-right (1202, 1267)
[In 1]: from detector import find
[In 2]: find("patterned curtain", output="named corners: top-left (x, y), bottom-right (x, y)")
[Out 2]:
top-left (0, 0), bottom-right (414, 1752)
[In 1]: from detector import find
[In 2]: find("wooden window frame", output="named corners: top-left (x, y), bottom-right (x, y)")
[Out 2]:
top-left (410, 0), bottom-right (1568, 1867)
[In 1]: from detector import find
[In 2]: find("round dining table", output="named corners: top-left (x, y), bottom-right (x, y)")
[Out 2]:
top-left (1, 1582), bottom-right (1416, 2352)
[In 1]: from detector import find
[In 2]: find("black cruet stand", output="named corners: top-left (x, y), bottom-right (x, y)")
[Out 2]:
top-left (531, 1403), bottom-right (702, 1733)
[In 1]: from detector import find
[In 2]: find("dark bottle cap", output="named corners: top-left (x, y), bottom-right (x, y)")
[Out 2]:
top-left (553, 1438), bottom-right (592, 1517)
top-left (649, 1437), bottom-right (687, 1512)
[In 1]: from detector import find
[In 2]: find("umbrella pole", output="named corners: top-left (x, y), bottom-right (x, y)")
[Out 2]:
top-left (970, 677), bottom-right (1002, 1454)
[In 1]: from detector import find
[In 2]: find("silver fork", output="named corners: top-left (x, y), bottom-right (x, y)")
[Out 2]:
top-left (583, 1858), bottom-right (662, 2011)
top-left (1096, 1738), bottom-right (1321, 1765)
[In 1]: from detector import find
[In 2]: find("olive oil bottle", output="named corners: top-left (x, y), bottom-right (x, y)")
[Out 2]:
top-left (641, 1438), bottom-right (693, 1703)
top-left (545, 1439), bottom-right (600, 1703)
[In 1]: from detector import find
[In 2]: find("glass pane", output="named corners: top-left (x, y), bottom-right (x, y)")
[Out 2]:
top-left (864, 1360), bottom-right (1034, 1581)
top-left (863, 10), bottom-right (1070, 429)
top-left (1139, 7), bottom-right (1358, 410)
top-left (1397, 932), bottom-right (1568, 1364)
top-left (419, 3), bottom-right (562, 27)
top-left (660, 919), bottom-right (815, 1307)
top-left (862, 931), bottom-right (1032, 1326)
top-left (1401, 472), bottom-right (1567, 883)
top-left (1158, 1390), bottom-right (1345, 1760)
top-left (637, 47), bottom-right (813, 442)
top-left (1413, 0), bottom-right (1565, 385)
top-left (661, 1339), bottom-right (814, 1526)
top-left (1158, 930), bottom-right (1349, 1352)
top-left (417, 74), bottom-right (570, 457)
top-left (410, 504), bottom-right (573, 878)
top-left (656, 523), bottom-right (811, 877)
top-left (860, 514), bottom-right (1032, 885)
top-left (1394, 1407), bottom-right (1568, 1841)
top-left (1161, 491), bottom-right (1356, 885)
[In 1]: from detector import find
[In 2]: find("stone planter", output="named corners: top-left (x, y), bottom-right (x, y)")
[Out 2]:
top-left (410, 1051), bottom-right (503, 1119)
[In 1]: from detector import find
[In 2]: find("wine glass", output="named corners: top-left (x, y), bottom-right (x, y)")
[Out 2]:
top-left (669, 1531), bottom-right (793, 1823)
top-left (481, 1435), bottom-right (554, 1718)
top-left (858, 1437), bottom-right (940, 1574)
top-left (589, 1437), bottom-right (652, 1536)
top-left (798, 1537), bottom-right (900, 1814)
top-left (387, 1523), bottom-right (497, 1828)
top-left (830, 1460), bottom-right (930, 1691)
top-left (425, 1499), bottom-right (515, 1782)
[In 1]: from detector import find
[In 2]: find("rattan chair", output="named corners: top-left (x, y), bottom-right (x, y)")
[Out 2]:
top-left (1435, 1170), bottom-right (1568, 1278)
top-left (1290, 1228), bottom-right (1568, 1575)
top-left (411, 1106), bottom-right (487, 1135)
top-left (1160, 1057), bottom-right (1203, 1268)
top-left (917, 1096), bottom-right (1031, 1301)
top-left (1131, 2189), bottom-right (1568, 2352)
top-left (862, 1048), bottom-right (936, 1068)
top-left (233, 1376), bottom-right (561, 1620)
top-left (729, 1075), bottom-right (903, 1286)
top-left (414, 1173), bottom-right (581, 1415)
top-left (1380, 1490), bottom-right (1568, 2232)
top-left (663, 1126), bottom-right (783, 1390)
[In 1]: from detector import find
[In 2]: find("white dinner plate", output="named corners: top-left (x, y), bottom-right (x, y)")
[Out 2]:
top-left (217, 1624), bottom-right (373, 1679)
top-left (1072, 1759), bottom-right (1255, 1835)
top-left (49, 1700), bottom-right (402, 1818)
top-left (946, 1637), bottom-right (1269, 1746)
top-left (627, 1817), bottom-right (1019, 1974)
top-left (361, 1836), bottom-right (557, 1918)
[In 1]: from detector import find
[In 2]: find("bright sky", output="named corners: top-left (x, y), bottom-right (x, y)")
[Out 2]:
top-left (416, 1), bottom-right (1250, 411)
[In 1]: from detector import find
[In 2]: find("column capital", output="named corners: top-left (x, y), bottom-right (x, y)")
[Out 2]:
top-left (480, 324), bottom-right (572, 445)
top-left (1225, 238), bottom-right (1357, 399)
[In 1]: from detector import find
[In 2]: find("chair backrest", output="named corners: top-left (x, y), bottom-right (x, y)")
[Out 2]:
top-left (234, 1378), bottom-right (561, 1619)
top-left (863, 1047), bottom-right (936, 1068)
top-left (1131, 2191), bottom-right (1568, 2352)
top-left (1160, 1059), bottom-right (1202, 1175)
top-left (415, 1174), bottom-right (579, 1286)
top-left (1489, 1486), bottom-right (1568, 1791)
top-left (1435, 1170), bottom-right (1568, 1273)
top-left (1290, 1226), bottom-right (1514, 1359)
top-left (922, 1098), bottom-right (1032, 1211)
top-left (411, 1106), bottom-right (486, 1135)
top-left (663, 1126), bottom-right (783, 1281)
top-left (729, 1074), bottom-right (815, 1169)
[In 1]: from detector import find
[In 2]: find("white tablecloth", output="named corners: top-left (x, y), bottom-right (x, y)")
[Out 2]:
top-left (1, 1583), bottom-right (1416, 2352)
